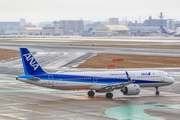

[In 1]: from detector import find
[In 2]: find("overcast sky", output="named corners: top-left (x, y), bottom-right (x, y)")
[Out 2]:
top-left (0, 0), bottom-right (179, 24)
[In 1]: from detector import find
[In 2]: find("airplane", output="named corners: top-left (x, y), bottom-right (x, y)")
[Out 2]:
top-left (160, 26), bottom-right (177, 36)
top-left (16, 48), bottom-right (174, 98)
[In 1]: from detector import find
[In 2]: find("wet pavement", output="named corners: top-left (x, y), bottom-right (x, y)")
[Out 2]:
top-left (0, 40), bottom-right (180, 119)
top-left (0, 74), bottom-right (180, 120)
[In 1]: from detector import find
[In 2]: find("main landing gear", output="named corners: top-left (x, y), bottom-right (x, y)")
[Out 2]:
top-left (155, 87), bottom-right (160, 95)
top-left (106, 93), bottom-right (113, 98)
top-left (88, 90), bottom-right (95, 97)
top-left (87, 91), bottom-right (113, 98)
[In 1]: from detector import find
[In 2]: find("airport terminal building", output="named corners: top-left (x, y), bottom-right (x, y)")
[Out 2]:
top-left (92, 24), bottom-right (130, 36)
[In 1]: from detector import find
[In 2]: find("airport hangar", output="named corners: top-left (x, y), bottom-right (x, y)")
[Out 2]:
top-left (91, 24), bottom-right (160, 36)
top-left (91, 24), bottom-right (130, 36)
top-left (20, 27), bottom-right (43, 35)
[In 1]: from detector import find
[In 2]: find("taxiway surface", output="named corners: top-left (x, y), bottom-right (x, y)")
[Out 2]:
top-left (0, 42), bottom-right (180, 120)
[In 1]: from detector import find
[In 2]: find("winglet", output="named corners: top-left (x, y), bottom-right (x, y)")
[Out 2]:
top-left (126, 71), bottom-right (132, 81)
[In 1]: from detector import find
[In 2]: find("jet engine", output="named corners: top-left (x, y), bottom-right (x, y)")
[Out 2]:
top-left (121, 84), bottom-right (140, 95)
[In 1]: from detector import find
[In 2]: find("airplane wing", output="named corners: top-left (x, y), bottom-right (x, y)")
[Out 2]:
top-left (101, 80), bottom-right (134, 90)
top-left (89, 71), bottom-right (134, 90)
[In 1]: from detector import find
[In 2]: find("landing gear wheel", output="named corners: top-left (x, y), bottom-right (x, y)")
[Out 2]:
top-left (88, 91), bottom-right (95, 97)
top-left (155, 87), bottom-right (160, 96)
top-left (106, 93), bottom-right (113, 98)
top-left (156, 91), bottom-right (160, 95)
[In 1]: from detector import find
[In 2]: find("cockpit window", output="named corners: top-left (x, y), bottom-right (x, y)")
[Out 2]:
top-left (167, 74), bottom-right (170, 77)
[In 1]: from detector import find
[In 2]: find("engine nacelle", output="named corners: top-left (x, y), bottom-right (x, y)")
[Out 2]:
top-left (121, 84), bottom-right (140, 95)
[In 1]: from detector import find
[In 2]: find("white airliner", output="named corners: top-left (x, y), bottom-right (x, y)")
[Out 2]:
top-left (16, 48), bottom-right (174, 98)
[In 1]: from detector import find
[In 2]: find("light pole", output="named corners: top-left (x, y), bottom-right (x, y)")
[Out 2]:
top-left (116, 22), bottom-right (117, 36)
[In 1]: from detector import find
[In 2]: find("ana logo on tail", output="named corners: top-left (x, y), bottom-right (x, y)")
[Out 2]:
top-left (23, 53), bottom-right (39, 71)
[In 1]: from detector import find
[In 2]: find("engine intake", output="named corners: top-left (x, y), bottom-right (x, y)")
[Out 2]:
top-left (121, 84), bottom-right (140, 95)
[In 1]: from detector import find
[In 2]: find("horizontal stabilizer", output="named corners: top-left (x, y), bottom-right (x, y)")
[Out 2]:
top-left (27, 77), bottom-right (40, 81)
top-left (17, 75), bottom-right (40, 81)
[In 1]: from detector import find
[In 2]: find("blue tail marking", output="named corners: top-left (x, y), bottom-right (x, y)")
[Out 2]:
top-left (20, 48), bottom-right (46, 75)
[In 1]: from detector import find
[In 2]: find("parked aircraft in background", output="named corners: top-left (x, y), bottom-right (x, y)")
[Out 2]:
top-left (160, 26), bottom-right (180, 37)
top-left (16, 48), bottom-right (174, 98)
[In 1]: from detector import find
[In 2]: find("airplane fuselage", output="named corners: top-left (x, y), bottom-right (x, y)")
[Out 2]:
top-left (18, 70), bottom-right (174, 90)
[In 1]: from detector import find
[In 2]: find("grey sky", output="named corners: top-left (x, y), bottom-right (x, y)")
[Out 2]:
top-left (0, 0), bottom-right (179, 23)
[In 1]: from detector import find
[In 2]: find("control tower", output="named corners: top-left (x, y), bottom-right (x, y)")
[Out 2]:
top-left (158, 12), bottom-right (164, 26)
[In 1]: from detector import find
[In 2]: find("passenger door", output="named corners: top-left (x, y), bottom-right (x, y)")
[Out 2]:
top-left (48, 75), bottom-right (54, 86)
top-left (93, 76), bottom-right (97, 83)
top-left (159, 72), bottom-right (165, 81)
top-left (131, 74), bottom-right (136, 82)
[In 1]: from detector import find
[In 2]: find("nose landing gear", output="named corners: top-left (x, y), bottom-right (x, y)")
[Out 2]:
top-left (155, 87), bottom-right (160, 95)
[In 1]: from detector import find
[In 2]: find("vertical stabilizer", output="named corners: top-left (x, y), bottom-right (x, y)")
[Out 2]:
top-left (20, 48), bottom-right (46, 75)
top-left (160, 26), bottom-right (167, 33)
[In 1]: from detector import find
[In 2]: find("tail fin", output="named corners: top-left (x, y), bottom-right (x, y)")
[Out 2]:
top-left (20, 48), bottom-right (46, 75)
top-left (160, 26), bottom-right (166, 32)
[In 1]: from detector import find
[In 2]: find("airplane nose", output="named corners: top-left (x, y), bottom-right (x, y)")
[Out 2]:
top-left (170, 77), bottom-right (174, 84)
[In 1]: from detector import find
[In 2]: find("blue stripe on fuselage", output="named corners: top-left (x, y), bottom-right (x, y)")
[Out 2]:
top-left (20, 73), bottom-right (168, 84)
